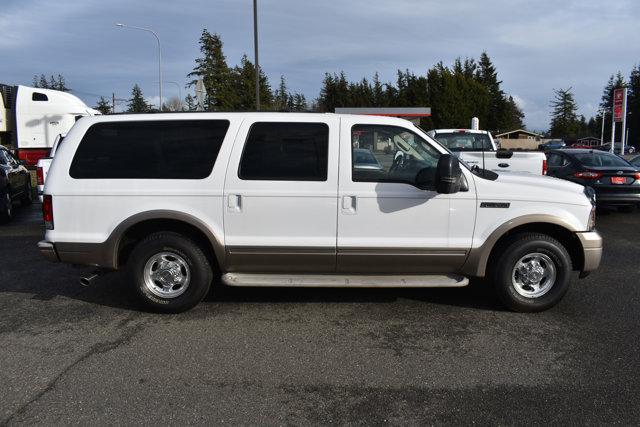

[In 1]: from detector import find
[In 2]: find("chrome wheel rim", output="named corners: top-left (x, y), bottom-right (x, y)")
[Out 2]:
top-left (511, 252), bottom-right (556, 298)
top-left (143, 251), bottom-right (191, 299)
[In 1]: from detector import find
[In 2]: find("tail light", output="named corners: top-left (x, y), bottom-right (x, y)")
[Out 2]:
top-left (36, 166), bottom-right (44, 186)
top-left (42, 195), bottom-right (54, 230)
top-left (588, 206), bottom-right (596, 231)
top-left (542, 159), bottom-right (547, 175)
top-left (574, 171), bottom-right (603, 180)
top-left (634, 172), bottom-right (640, 181)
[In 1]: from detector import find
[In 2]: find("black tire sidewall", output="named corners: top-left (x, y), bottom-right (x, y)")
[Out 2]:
top-left (127, 233), bottom-right (212, 313)
top-left (0, 191), bottom-right (12, 223)
top-left (22, 180), bottom-right (33, 205)
top-left (493, 235), bottom-right (572, 312)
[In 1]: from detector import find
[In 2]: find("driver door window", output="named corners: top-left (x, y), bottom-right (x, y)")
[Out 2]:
top-left (351, 125), bottom-right (441, 189)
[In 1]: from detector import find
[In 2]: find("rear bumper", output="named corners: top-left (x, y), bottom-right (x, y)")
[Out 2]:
top-left (576, 231), bottom-right (603, 275)
top-left (594, 189), bottom-right (640, 205)
top-left (37, 240), bottom-right (115, 268)
top-left (38, 240), bottom-right (59, 262)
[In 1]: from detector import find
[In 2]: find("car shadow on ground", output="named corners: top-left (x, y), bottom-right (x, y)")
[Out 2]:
top-left (0, 203), bottom-right (511, 314)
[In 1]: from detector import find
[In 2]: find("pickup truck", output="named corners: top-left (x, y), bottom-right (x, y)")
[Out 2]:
top-left (36, 133), bottom-right (65, 201)
top-left (39, 113), bottom-right (602, 313)
top-left (427, 129), bottom-right (547, 175)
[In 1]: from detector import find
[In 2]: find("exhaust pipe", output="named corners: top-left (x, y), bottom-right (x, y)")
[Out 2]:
top-left (79, 272), bottom-right (101, 287)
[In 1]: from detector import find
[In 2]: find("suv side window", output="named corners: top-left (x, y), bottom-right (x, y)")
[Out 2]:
top-left (351, 125), bottom-right (441, 189)
top-left (239, 122), bottom-right (328, 181)
top-left (547, 153), bottom-right (569, 167)
top-left (70, 120), bottom-right (230, 179)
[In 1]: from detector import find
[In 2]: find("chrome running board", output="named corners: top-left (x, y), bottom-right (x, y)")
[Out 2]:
top-left (221, 273), bottom-right (469, 288)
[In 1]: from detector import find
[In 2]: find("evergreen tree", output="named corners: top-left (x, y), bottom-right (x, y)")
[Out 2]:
top-left (291, 93), bottom-right (307, 111)
top-left (94, 96), bottom-right (112, 114)
top-left (476, 52), bottom-right (504, 130)
top-left (188, 29), bottom-right (236, 110)
top-left (126, 84), bottom-right (151, 113)
top-left (599, 72), bottom-right (626, 141)
top-left (230, 54), bottom-right (273, 110)
top-left (38, 74), bottom-right (48, 89)
top-left (372, 72), bottom-right (385, 106)
top-left (55, 74), bottom-right (69, 91)
top-left (184, 94), bottom-right (197, 111)
top-left (549, 87), bottom-right (579, 138)
top-left (627, 65), bottom-right (640, 148)
top-left (274, 75), bottom-right (289, 111)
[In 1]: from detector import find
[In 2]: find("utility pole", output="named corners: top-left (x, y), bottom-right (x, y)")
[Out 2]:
top-left (610, 109), bottom-right (616, 153)
top-left (600, 110), bottom-right (605, 145)
top-left (253, 0), bottom-right (260, 111)
top-left (112, 92), bottom-right (116, 114)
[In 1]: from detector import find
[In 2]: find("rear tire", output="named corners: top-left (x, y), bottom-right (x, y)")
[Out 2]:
top-left (491, 233), bottom-right (572, 312)
top-left (0, 191), bottom-right (13, 224)
top-left (126, 231), bottom-right (213, 313)
top-left (21, 180), bottom-right (33, 206)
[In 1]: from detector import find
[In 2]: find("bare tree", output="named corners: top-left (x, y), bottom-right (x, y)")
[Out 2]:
top-left (163, 96), bottom-right (184, 112)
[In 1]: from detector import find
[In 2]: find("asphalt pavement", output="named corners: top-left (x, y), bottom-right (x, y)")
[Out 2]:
top-left (1, 203), bottom-right (639, 425)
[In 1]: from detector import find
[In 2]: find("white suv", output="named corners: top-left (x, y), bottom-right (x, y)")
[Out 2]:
top-left (38, 113), bottom-right (602, 313)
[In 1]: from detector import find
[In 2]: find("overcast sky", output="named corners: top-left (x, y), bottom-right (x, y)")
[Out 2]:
top-left (1, 0), bottom-right (639, 130)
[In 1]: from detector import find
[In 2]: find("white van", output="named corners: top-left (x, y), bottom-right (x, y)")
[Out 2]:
top-left (39, 113), bottom-right (602, 313)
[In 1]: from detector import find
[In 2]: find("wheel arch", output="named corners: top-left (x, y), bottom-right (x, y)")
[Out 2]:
top-left (463, 215), bottom-right (584, 277)
top-left (109, 211), bottom-right (224, 271)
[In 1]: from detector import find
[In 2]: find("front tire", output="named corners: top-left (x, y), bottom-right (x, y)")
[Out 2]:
top-left (491, 233), bottom-right (572, 312)
top-left (126, 232), bottom-right (213, 313)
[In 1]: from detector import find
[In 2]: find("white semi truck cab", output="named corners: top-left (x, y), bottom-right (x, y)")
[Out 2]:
top-left (0, 84), bottom-right (99, 166)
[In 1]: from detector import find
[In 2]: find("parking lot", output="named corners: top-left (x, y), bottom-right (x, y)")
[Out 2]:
top-left (1, 203), bottom-right (639, 424)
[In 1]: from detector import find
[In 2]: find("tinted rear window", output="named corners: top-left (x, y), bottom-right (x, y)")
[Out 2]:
top-left (433, 132), bottom-right (493, 151)
top-left (239, 122), bottom-right (328, 181)
top-left (70, 120), bottom-right (229, 179)
top-left (572, 152), bottom-right (630, 168)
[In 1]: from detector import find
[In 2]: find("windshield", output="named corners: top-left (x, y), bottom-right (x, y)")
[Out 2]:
top-left (573, 152), bottom-right (631, 168)
top-left (432, 132), bottom-right (493, 152)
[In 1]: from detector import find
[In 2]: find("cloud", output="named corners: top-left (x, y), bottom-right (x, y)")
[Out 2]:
top-left (1, 0), bottom-right (638, 131)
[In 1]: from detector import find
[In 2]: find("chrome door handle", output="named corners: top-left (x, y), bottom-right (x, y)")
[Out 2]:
top-left (227, 194), bottom-right (242, 213)
top-left (341, 195), bottom-right (357, 214)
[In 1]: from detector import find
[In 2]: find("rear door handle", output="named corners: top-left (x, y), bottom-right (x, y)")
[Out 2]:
top-left (227, 194), bottom-right (242, 213)
top-left (341, 196), bottom-right (357, 214)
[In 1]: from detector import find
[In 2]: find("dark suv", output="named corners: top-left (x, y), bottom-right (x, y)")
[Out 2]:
top-left (0, 145), bottom-right (33, 222)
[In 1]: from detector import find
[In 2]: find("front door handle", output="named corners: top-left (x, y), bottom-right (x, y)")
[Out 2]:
top-left (227, 194), bottom-right (242, 213)
top-left (341, 195), bottom-right (357, 214)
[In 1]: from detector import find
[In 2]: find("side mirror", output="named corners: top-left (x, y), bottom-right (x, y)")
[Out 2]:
top-left (435, 154), bottom-right (462, 194)
top-left (496, 149), bottom-right (514, 159)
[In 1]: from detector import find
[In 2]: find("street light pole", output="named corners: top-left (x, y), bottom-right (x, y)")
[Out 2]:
top-left (253, 0), bottom-right (260, 111)
top-left (600, 109), bottom-right (605, 145)
top-left (116, 23), bottom-right (163, 111)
